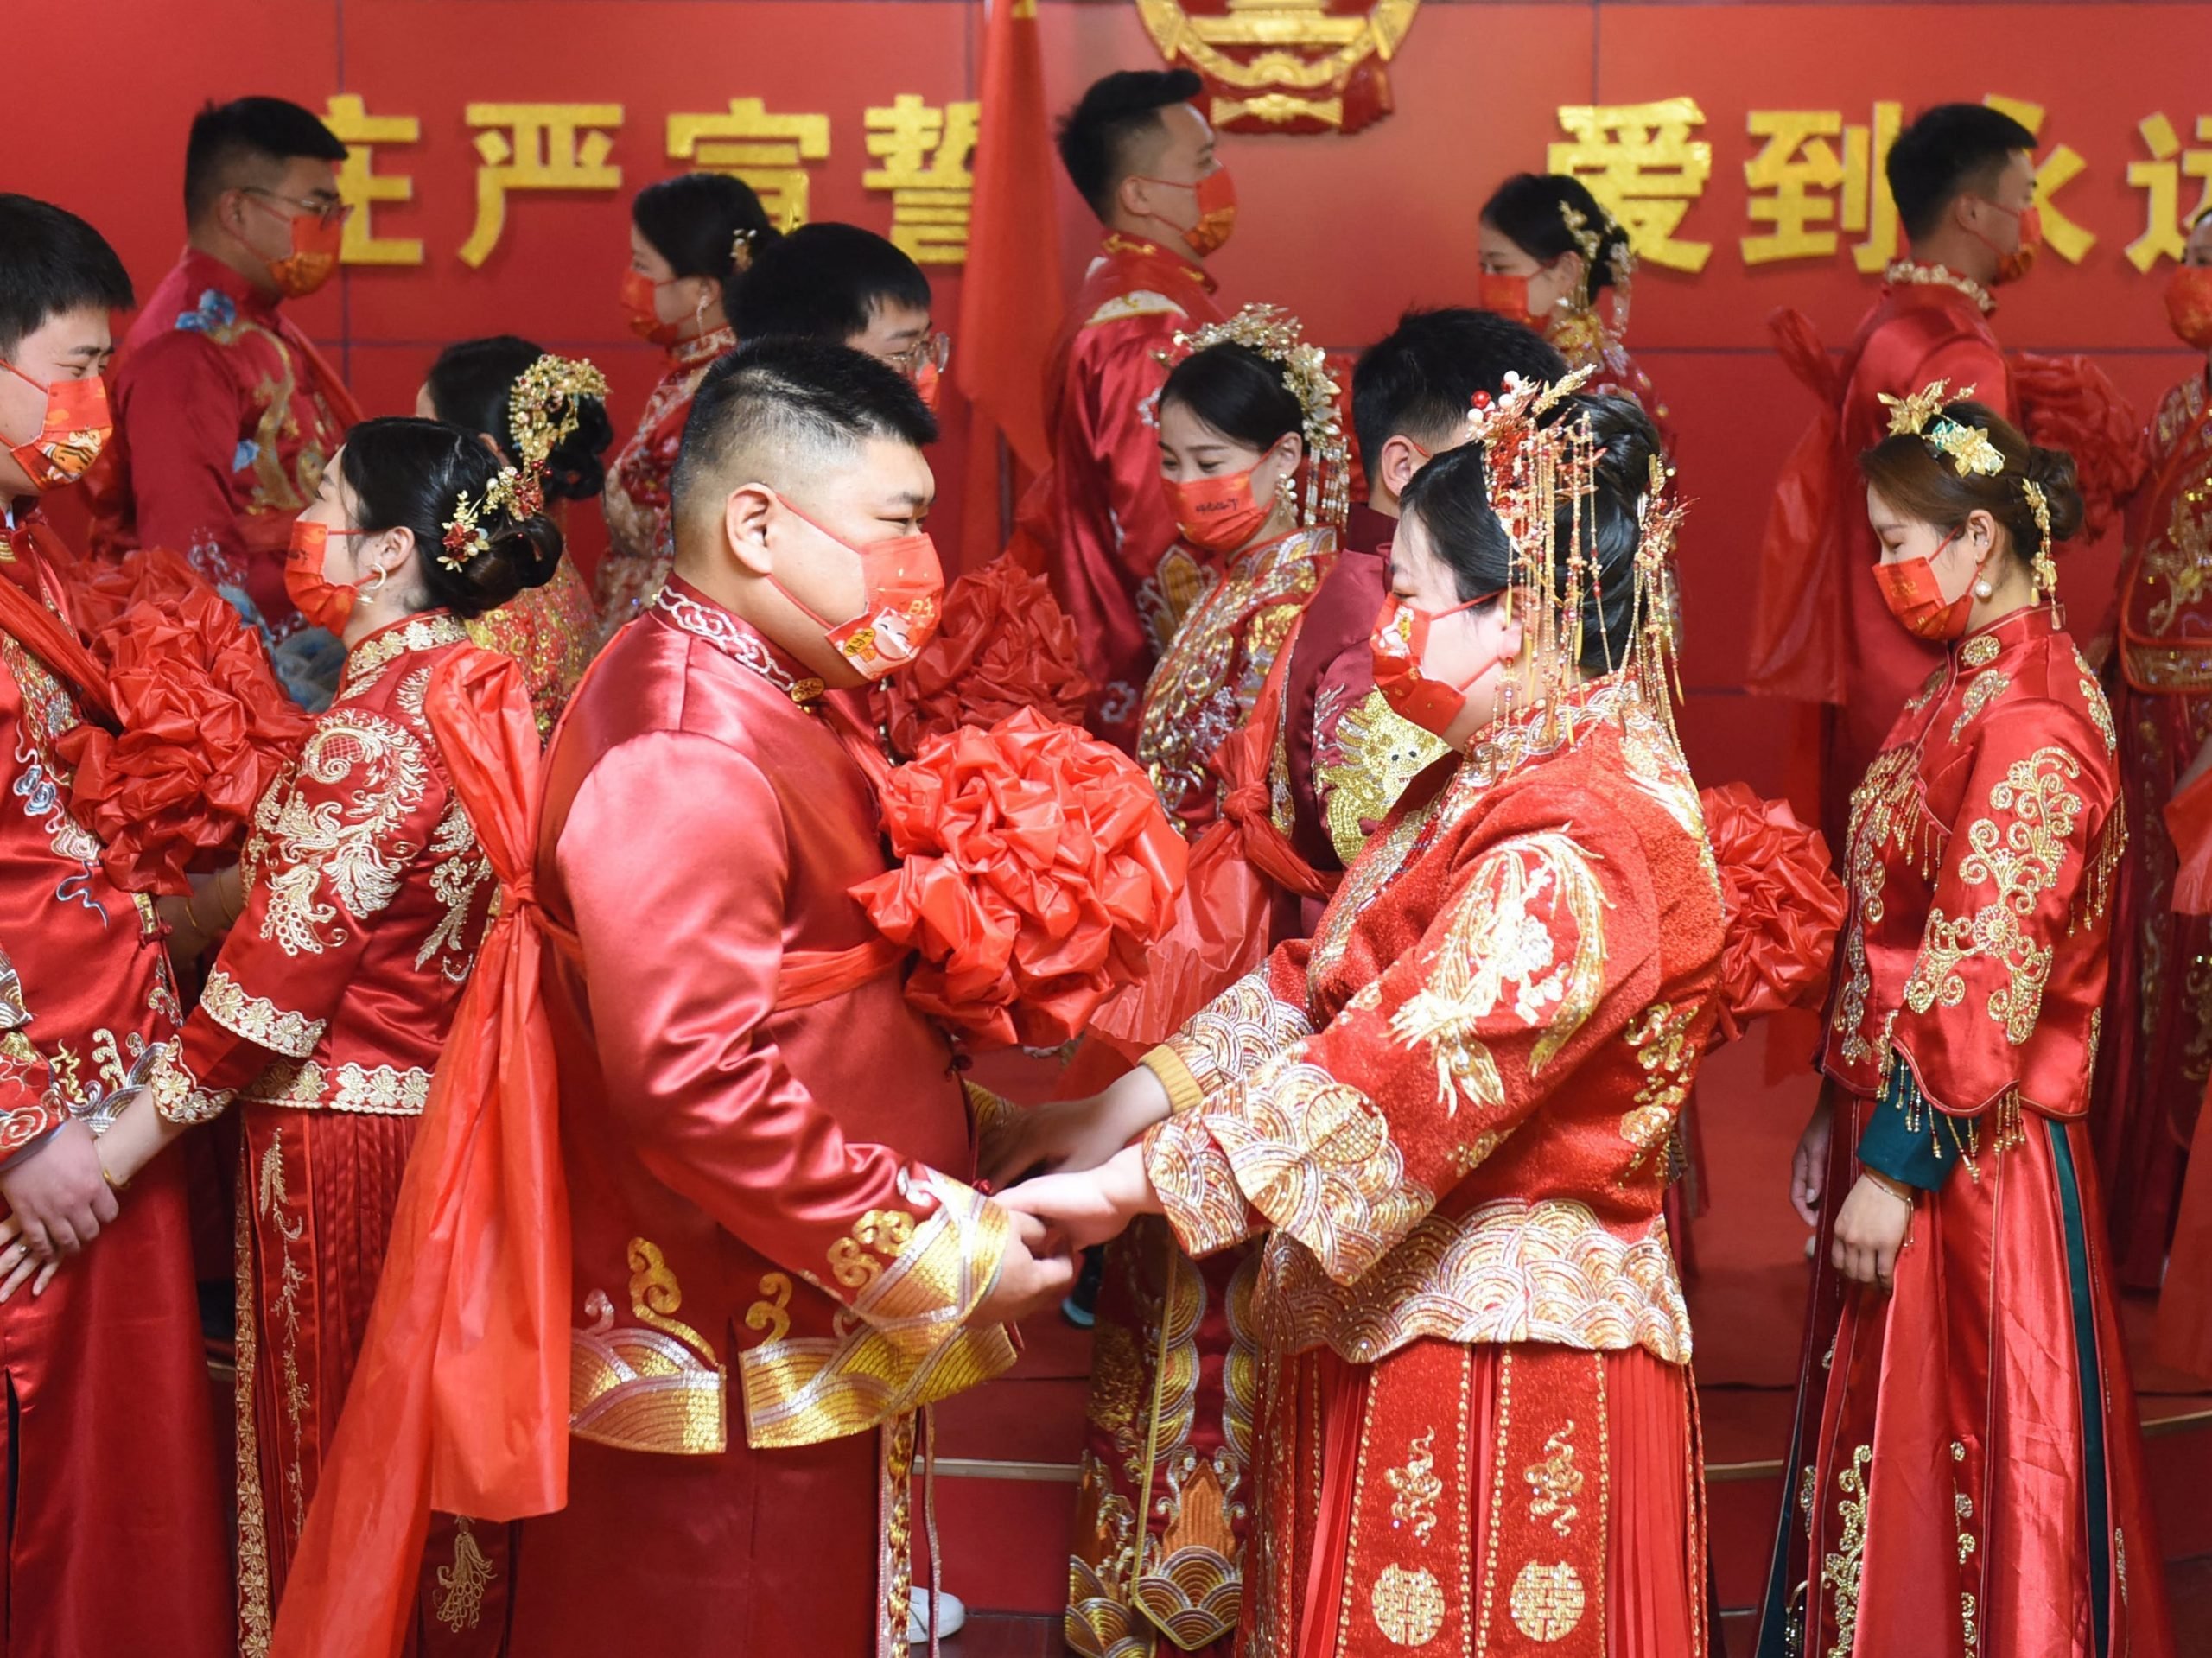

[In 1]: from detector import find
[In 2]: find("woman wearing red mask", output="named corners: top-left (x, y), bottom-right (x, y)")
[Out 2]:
top-left (599, 174), bottom-right (778, 638)
top-left (2091, 209), bottom-right (2212, 1296)
top-left (997, 385), bottom-right (1733, 1657)
top-left (1760, 391), bottom-right (2174, 1657)
top-left (86, 416), bottom-right (561, 1652)
top-left (1137, 306), bottom-right (1348, 832)
top-left (1478, 174), bottom-right (1674, 452)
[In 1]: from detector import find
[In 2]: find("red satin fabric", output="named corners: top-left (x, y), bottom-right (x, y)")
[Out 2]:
top-left (1014, 233), bottom-right (1226, 748)
top-left (270, 648), bottom-right (559, 1658)
top-left (461, 553), bottom-right (601, 740)
top-left (873, 553), bottom-right (1091, 761)
top-left (2010, 351), bottom-right (2147, 548)
top-left (88, 249), bottom-right (359, 632)
top-left (1699, 782), bottom-right (1843, 1045)
top-left (2157, 759), bottom-right (2212, 1375)
top-left (853, 707), bottom-right (1188, 1049)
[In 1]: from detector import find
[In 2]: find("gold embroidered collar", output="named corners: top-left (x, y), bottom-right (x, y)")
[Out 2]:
top-left (671, 324), bottom-right (737, 373)
top-left (1457, 675), bottom-right (1635, 794)
top-left (653, 581), bottom-right (825, 704)
top-left (1885, 261), bottom-right (1996, 317)
top-left (340, 611), bottom-right (469, 693)
top-left (1957, 601), bottom-right (2059, 661)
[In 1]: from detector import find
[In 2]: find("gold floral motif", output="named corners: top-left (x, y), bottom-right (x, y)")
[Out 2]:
top-left (1622, 1003), bottom-right (1697, 1180)
top-left (1205, 1056), bottom-right (1433, 1286)
top-left (1313, 783), bottom-right (1444, 984)
top-left (1264, 1199), bottom-right (1690, 1366)
top-left (1952, 1441), bottom-right (1980, 1654)
top-left (256, 1130), bottom-right (313, 1544)
top-left (337, 613), bottom-right (471, 695)
top-left (1903, 746), bottom-right (2083, 1045)
top-left (1948, 670), bottom-right (2011, 743)
top-left (1166, 972), bottom-right (1313, 1103)
top-left (1370, 1563), bottom-right (1446, 1648)
top-left (2074, 661), bottom-right (2118, 758)
top-left (1316, 689), bottom-right (1450, 868)
top-left (1524, 1423), bottom-right (1583, 1539)
top-left (1904, 663), bottom-right (1948, 713)
top-left (1386, 1428), bottom-right (1443, 1545)
top-left (1390, 831), bottom-right (1609, 1117)
top-left (417, 796), bottom-right (493, 975)
top-left (1837, 746), bottom-right (1922, 1064)
top-left (1820, 1445), bottom-right (1873, 1658)
top-left (745, 1273), bottom-right (792, 1344)
top-left (1508, 1560), bottom-right (1587, 1643)
top-left (828, 1207), bottom-right (918, 1288)
top-left (1147, 1110), bottom-right (1258, 1257)
top-left (234, 1170), bottom-right (274, 1657)
top-left (258, 711), bottom-right (430, 956)
top-left (1961, 634), bottom-right (2002, 669)
top-left (434, 1516), bottom-right (494, 1632)
top-left (240, 1058), bottom-right (434, 1115)
top-left (201, 966), bottom-right (325, 1058)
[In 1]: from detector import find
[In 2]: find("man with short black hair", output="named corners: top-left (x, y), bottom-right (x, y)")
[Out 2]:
top-left (0, 194), bottom-right (229, 1658)
top-left (1750, 101), bottom-right (2059, 846)
top-left (1016, 68), bottom-right (1231, 750)
top-left (508, 336), bottom-right (1072, 1653)
top-left (734, 222), bottom-right (948, 402)
top-left (90, 95), bottom-right (361, 638)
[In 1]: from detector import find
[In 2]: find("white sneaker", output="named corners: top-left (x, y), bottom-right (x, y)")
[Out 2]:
top-left (906, 1587), bottom-right (968, 1643)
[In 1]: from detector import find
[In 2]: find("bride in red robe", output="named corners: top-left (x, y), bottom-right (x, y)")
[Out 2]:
top-left (1001, 381), bottom-right (1729, 1657)
top-left (1758, 391), bottom-right (2172, 1657)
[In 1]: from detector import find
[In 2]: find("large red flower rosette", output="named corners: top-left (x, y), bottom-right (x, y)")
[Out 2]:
top-left (58, 562), bottom-right (310, 895)
top-left (2011, 351), bottom-right (2148, 548)
top-left (1700, 783), bottom-right (1845, 1045)
top-left (874, 555), bottom-right (1092, 761)
top-left (851, 707), bottom-right (1187, 1049)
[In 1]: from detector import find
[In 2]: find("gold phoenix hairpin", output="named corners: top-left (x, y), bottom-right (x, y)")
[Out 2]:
top-left (442, 353), bottom-right (610, 572)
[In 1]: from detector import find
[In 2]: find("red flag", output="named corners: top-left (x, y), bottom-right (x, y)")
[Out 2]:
top-left (957, 0), bottom-right (1060, 506)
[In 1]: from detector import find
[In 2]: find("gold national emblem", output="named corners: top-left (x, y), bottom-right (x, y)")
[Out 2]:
top-left (1133, 0), bottom-right (1424, 134)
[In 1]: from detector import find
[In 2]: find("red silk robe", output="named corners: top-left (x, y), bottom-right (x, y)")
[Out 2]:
top-left (462, 555), bottom-right (600, 740)
top-left (89, 250), bottom-right (359, 636)
top-left (1749, 264), bottom-right (2012, 847)
top-left (510, 577), bottom-right (1016, 1657)
top-left (0, 507), bottom-right (230, 1657)
top-left (594, 327), bottom-right (735, 639)
top-left (1021, 235), bottom-right (1226, 749)
top-left (156, 611), bottom-right (507, 1657)
top-left (1758, 604), bottom-right (2172, 1658)
top-left (1125, 677), bottom-right (1723, 1658)
top-left (2094, 367), bottom-right (2212, 1287)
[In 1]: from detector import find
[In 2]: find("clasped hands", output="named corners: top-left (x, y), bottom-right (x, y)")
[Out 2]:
top-left (982, 1064), bottom-right (1177, 1272)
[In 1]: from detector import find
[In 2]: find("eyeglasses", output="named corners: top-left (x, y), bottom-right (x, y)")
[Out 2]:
top-left (242, 187), bottom-right (353, 229)
top-left (891, 330), bottom-right (952, 378)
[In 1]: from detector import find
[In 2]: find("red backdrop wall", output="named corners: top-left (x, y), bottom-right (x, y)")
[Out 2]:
top-left (13, 0), bottom-right (2212, 797)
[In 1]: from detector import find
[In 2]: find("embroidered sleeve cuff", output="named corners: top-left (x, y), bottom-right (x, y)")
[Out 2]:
top-left (1143, 1110), bottom-right (1261, 1257)
top-left (199, 966), bottom-right (326, 1060)
top-left (1142, 1047), bottom-right (1206, 1116)
top-left (1855, 1064), bottom-right (1959, 1192)
top-left (1161, 971), bottom-right (1313, 1102)
top-left (150, 1045), bottom-right (233, 1128)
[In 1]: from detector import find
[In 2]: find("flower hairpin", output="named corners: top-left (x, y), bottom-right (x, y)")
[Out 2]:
top-left (1880, 379), bottom-right (2005, 477)
top-left (442, 353), bottom-right (610, 574)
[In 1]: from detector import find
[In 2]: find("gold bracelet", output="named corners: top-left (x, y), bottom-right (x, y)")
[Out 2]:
top-left (99, 1156), bottom-right (129, 1196)
top-left (181, 889), bottom-right (206, 934)
top-left (1863, 1170), bottom-right (1916, 1210)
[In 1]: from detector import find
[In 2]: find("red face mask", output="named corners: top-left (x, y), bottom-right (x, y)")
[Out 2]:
top-left (1973, 200), bottom-right (2043, 286)
top-left (1477, 270), bottom-right (1537, 325)
top-left (2166, 264), bottom-right (2212, 350)
top-left (1874, 532), bottom-right (1974, 642)
top-left (284, 518), bottom-right (372, 634)
top-left (1134, 167), bottom-right (1238, 259)
top-left (1163, 461), bottom-right (1274, 556)
top-left (768, 499), bottom-right (944, 680)
top-left (1370, 588), bottom-right (1499, 740)
top-left (1, 363), bottom-right (111, 492)
top-left (251, 198), bottom-right (344, 300)
top-left (620, 270), bottom-right (683, 347)
top-left (911, 360), bottom-right (941, 414)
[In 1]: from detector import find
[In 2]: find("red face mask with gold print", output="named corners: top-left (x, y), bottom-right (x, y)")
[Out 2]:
top-left (1133, 168), bottom-right (1238, 259)
top-left (1370, 589), bottom-right (1500, 739)
top-left (0, 363), bottom-right (111, 492)
top-left (1874, 533), bottom-right (1974, 642)
top-left (1477, 271), bottom-right (1538, 326)
top-left (1162, 462), bottom-right (1272, 556)
top-left (285, 518), bottom-right (372, 633)
top-left (251, 200), bottom-right (345, 300)
top-left (620, 270), bottom-right (684, 347)
top-left (767, 499), bottom-right (945, 680)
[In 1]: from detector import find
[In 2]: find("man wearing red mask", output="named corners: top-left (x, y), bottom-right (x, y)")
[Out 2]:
top-left (89, 96), bottom-right (361, 640)
top-left (0, 194), bottom-right (230, 1658)
top-left (1018, 68), bottom-right (1231, 751)
top-left (734, 222), bottom-right (950, 407)
top-left (499, 337), bottom-right (1074, 1654)
top-left (1750, 102), bottom-right (2044, 848)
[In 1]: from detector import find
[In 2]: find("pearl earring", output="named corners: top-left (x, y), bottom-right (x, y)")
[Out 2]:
top-left (1974, 575), bottom-right (1994, 600)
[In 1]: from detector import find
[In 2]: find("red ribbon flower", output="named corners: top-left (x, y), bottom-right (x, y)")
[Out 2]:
top-left (852, 708), bottom-right (1187, 1049)
top-left (1699, 783), bottom-right (1845, 1045)
top-left (59, 561), bottom-right (311, 895)
top-left (874, 556), bottom-right (1091, 761)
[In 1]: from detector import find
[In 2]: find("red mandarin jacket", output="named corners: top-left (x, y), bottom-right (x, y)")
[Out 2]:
top-left (159, 613), bottom-right (498, 1123)
top-left (0, 508), bottom-right (186, 1153)
top-left (2116, 369), bottom-right (2212, 694)
top-left (595, 327), bottom-right (735, 634)
top-left (535, 577), bottom-right (1015, 1458)
top-left (1021, 234), bottom-right (1226, 749)
top-left (90, 251), bottom-right (359, 635)
top-left (1823, 604), bottom-right (2123, 1134)
top-left (1140, 677), bottom-right (1723, 1368)
top-left (1548, 307), bottom-right (1675, 453)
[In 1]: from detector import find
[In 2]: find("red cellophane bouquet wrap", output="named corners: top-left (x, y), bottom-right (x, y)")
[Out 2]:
top-left (55, 548), bottom-right (311, 895)
top-left (851, 706), bottom-right (1186, 1049)
top-left (1699, 783), bottom-right (1846, 1045)
top-left (2010, 351), bottom-right (2148, 547)
top-left (874, 555), bottom-right (1091, 760)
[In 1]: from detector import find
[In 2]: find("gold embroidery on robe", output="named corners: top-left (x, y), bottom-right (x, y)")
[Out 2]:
top-left (257, 712), bottom-right (430, 956)
top-left (1820, 1445), bottom-right (1874, 1658)
top-left (434, 1516), bottom-right (494, 1632)
top-left (202, 965), bottom-right (323, 1058)
top-left (570, 1237), bottom-right (728, 1456)
top-left (1316, 689), bottom-right (1449, 868)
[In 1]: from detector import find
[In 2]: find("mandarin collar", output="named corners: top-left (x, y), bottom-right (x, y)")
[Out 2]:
top-left (339, 610), bottom-right (469, 692)
top-left (176, 246), bottom-right (281, 321)
top-left (1884, 260), bottom-right (1997, 317)
top-left (669, 325), bottom-right (737, 374)
top-left (652, 576), bottom-right (826, 705)
top-left (1096, 232), bottom-right (1216, 295)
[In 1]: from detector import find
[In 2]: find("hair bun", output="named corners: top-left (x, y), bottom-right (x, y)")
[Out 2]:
top-left (2024, 443), bottom-right (2086, 546)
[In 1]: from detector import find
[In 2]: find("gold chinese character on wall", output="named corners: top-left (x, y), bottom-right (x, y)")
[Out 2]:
top-left (459, 104), bottom-right (623, 268)
top-left (668, 98), bottom-right (830, 232)
top-left (324, 94), bottom-right (423, 266)
top-left (863, 96), bottom-right (978, 265)
top-left (1740, 103), bottom-right (1902, 270)
top-left (1551, 98), bottom-right (1713, 273)
top-left (1984, 94), bottom-right (2094, 264)
top-left (2127, 112), bottom-right (2212, 271)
